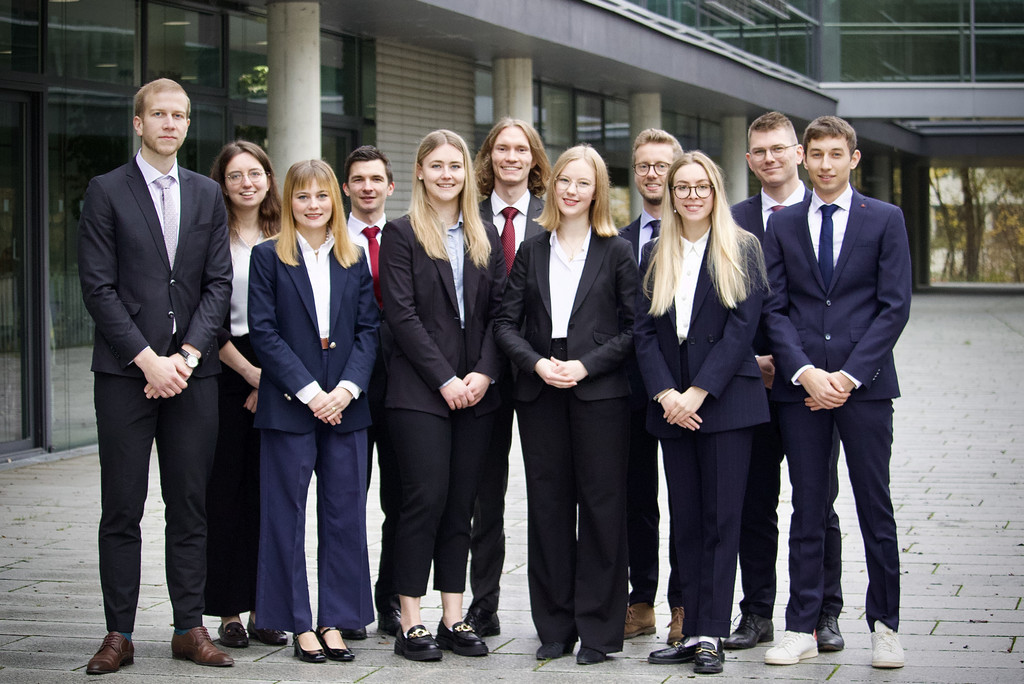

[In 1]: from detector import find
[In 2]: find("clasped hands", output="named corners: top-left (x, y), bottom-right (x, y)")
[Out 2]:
top-left (659, 386), bottom-right (708, 430)
top-left (534, 357), bottom-right (588, 389)
top-left (309, 387), bottom-right (354, 425)
top-left (440, 372), bottom-right (492, 411)
top-left (138, 347), bottom-right (193, 399)
top-left (798, 367), bottom-right (854, 410)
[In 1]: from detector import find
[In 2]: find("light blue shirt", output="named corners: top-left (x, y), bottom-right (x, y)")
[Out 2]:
top-left (445, 216), bottom-right (466, 329)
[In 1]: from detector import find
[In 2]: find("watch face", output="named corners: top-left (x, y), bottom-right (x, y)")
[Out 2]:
top-left (186, 356), bottom-right (199, 368)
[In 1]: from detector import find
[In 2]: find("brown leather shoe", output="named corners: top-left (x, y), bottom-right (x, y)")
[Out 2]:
top-left (86, 632), bottom-right (134, 675)
top-left (667, 606), bottom-right (685, 644)
top-left (624, 602), bottom-right (656, 638)
top-left (171, 626), bottom-right (234, 667)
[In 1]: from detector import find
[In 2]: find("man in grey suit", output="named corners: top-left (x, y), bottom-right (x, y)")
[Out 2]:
top-left (465, 118), bottom-right (550, 637)
top-left (79, 78), bottom-right (233, 674)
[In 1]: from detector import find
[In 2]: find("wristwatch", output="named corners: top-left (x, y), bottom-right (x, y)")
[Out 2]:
top-left (178, 348), bottom-right (200, 369)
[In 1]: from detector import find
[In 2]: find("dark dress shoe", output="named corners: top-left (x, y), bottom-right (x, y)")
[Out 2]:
top-left (816, 613), bottom-right (845, 652)
top-left (247, 616), bottom-right (288, 645)
top-left (316, 628), bottom-right (355, 661)
top-left (648, 640), bottom-right (697, 664)
top-left (292, 632), bottom-right (326, 663)
top-left (436, 620), bottom-right (488, 656)
top-left (694, 638), bottom-right (724, 674)
top-left (217, 621), bottom-right (249, 648)
top-left (576, 646), bottom-right (607, 665)
top-left (377, 608), bottom-right (401, 636)
top-left (536, 641), bottom-right (574, 660)
top-left (171, 626), bottom-right (234, 667)
top-left (341, 626), bottom-right (367, 640)
top-left (464, 607), bottom-right (501, 637)
top-left (87, 632), bottom-right (134, 674)
top-left (724, 612), bottom-right (773, 650)
top-left (394, 624), bottom-right (442, 661)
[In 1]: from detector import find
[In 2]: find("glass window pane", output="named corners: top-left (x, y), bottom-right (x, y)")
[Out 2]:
top-left (539, 84), bottom-right (572, 148)
top-left (603, 98), bottom-right (630, 169)
top-left (147, 3), bottom-right (221, 88)
top-left (47, 0), bottom-right (135, 85)
top-left (321, 32), bottom-right (358, 116)
top-left (229, 14), bottom-right (268, 102)
top-left (177, 104), bottom-right (224, 178)
top-left (0, 0), bottom-right (39, 73)
top-left (575, 92), bottom-right (602, 144)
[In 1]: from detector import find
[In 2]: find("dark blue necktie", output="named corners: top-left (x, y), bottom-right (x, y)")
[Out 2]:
top-left (649, 218), bottom-right (661, 239)
top-left (819, 204), bottom-right (838, 288)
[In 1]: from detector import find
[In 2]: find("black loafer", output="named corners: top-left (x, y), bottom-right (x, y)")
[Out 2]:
top-left (217, 621), bottom-right (249, 648)
top-left (724, 613), bottom-right (773, 650)
top-left (316, 628), bottom-right (355, 662)
top-left (816, 613), bottom-right (845, 652)
top-left (292, 632), bottom-right (326, 663)
top-left (248, 616), bottom-right (288, 645)
top-left (436, 620), bottom-right (488, 657)
top-left (378, 608), bottom-right (401, 637)
top-left (464, 607), bottom-right (501, 637)
top-left (341, 626), bottom-right (367, 641)
top-left (649, 640), bottom-right (697, 664)
top-left (394, 624), bottom-right (442, 661)
top-left (536, 641), bottom-right (575, 660)
top-left (694, 638), bottom-right (724, 674)
top-left (576, 646), bottom-right (606, 665)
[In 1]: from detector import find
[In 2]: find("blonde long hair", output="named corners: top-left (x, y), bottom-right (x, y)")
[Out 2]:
top-left (408, 130), bottom-right (491, 269)
top-left (537, 145), bottom-right (618, 237)
top-left (644, 152), bottom-right (767, 315)
top-left (276, 159), bottom-right (360, 268)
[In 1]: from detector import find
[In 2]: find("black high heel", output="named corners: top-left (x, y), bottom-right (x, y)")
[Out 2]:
top-left (316, 627), bottom-right (355, 662)
top-left (293, 631), bottom-right (326, 663)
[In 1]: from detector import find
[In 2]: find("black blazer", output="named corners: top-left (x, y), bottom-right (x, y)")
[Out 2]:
top-left (633, 240), bottom-right (769, 438)
top-left (78, 158), bottom-right (232, 377)
top-left (379, 215), bottom-right (505, 418)
top-left (619, 215), bottom-right (654, 410)
top-left (478, 194), bottom-right (545, 273)
top-left (494, 231), bottom-right (638, 403)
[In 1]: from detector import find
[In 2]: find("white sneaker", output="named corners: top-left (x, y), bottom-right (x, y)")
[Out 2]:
top-left (764, 630), bottom-right (817, 665)
top-left (871, 621), bottom-right (905, 668)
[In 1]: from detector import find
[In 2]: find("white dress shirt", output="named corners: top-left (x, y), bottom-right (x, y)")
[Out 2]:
top-left (227, 233), bottom-right (268, 337)
top-left (759, 184), bottom-right (806, 231)
top-left (549, 229), bottom-right (592, 338)
top-left (673, 230), bottom-right (709, 342)
top-left (135, 151), bottom-right (181, 238)
top-left (489, 190), bottom-right (532, 251)
top-left (347, 212), bottom-right (387, 276)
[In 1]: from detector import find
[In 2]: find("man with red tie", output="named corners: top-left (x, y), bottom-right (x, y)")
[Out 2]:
top-left (342, 146), bottom-right (398, 638)
top-left (466, 118), bottom-right (550, 637)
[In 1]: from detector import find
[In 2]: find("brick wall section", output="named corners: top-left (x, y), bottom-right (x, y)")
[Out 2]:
top-left (375, 40), bottom-right (476, 211)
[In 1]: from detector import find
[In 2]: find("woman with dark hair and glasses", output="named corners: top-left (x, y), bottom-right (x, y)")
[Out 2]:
top-left (636, 151), bottom-right (768, 675)
top-left (204, 141), bottom-right (286, 648)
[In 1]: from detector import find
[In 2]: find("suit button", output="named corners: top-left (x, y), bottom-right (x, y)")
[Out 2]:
top-left (329, 342), bottom-right (336, 349)
top-left (169, 279), bottom-right (176, 287)
top-left (825, 299), bottom-right (831, 306)
top-left (707, 335), bottom-right (715, 343)
top-left (688, 338), bottom-right (696, 345)
top-left (167, 311), bottom-right (174, 318)
top-left (284, 393), bottom-right (292, 401)
top-left (824, 333), bottom-right (831, 341)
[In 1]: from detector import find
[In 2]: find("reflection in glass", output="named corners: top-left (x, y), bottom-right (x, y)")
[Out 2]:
top-left (147, 3), bottom-right (221, 88)
top-left (0, 0), bottom-right (39, 73)
top-left (229, 14), bottom-right (268, 102)
top-left (48, 0), bottom-right (134, 85)
top-left (322, 32), bottom-right (359, 116)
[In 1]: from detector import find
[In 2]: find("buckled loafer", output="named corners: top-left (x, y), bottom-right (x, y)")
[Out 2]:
top-left (816, 613), bottom-right (844, 651)
top-left (316, 628), bottom-right (355, 661)
top-left (247, 616), bottom-right (287, 645)
top-left (377, 608), bottom-right (401, 636)
top-left (86, 632), bottom-right (134, 675)
top-left (436, 620), bottom-right (488, 656)
top-left (171, 626), bottom-right (234, 667)
top-left (724, 612), bottom-right (774, 650)
top-left (464, 607), bottom-right (501, 637)
top-left (694, 638), bottom-right (724, 674)
top-left (648, 639), bottom-right (697, 664)
top-left (217, 621), bottom-right (249, 648)
top-left (394, 624), bottom-right (442, 661)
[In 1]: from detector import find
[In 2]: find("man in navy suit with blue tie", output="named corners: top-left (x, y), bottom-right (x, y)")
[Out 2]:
top-left (761, 116), bottom-right (910, 669)
top-left (726, 112), bottom-right (845, 653)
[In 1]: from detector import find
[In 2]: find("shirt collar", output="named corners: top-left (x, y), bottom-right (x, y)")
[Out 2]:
top-left (490, 190), bottom-right (531, 218)
top-left (296, 229), bottom-right (334, 257)
top-left (639, 209), bottom-right (659, 232)
top-left (760, 184), bottom-right (806, 210)
top-left (347, 212), bottom-right (387, 236)
top-left (136, 150), bottom-right (179, 186)
top-left (810, 184), bottom-right (853, 214)
top-left (681, 228), bottom-right (710, 254)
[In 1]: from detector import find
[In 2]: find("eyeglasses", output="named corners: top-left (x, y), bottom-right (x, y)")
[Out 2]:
top-left (672, 184), bottom-right (714, 199)
top-left (632, 162), bottom-right (671, 176)
top-left (225, 169), bottom-right (266, 185)
top-left (554, 176), bottom-right (593, 191)
top-left (749, 144), bottom-right (798, 161)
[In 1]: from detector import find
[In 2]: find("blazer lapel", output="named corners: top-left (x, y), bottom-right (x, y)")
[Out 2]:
top-left (536, 236), bottom-right (552, 319)
top-left (285, 243), bottom-right (319, 328)
top-left (126, 161), bottom-right (171, 272)
top-left (172, 171), bottom-right (195, 274)
top-left (525, 195), bottom-right (545, 239)
top-left (792, 198), bottom-right (827, 292)
top-left (569, 234), bottom-right (605, 320)
top-left (328, 256), bottom-right (352, 333)
top-left (689, 251), bottom-right (714, 326)
top-left (830, 191), bottom-right (866, 289)
top-left (434, 258), bottom-right (460, 315)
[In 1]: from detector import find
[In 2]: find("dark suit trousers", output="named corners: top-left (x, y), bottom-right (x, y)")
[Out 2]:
top-left (256, 425), bottom-right (373, 632)
top-left (779, 399), bottom-right (900, 633)
top-left (469, 379), bottom-right (513, 614)
top-left (95, 372), bottom-right (218, 632)
top-left (389, 407), bottom-right (495, 596)
top-left (367, 352), bottom-right (401, 615)
top-left (662, 427), bottom-right (752, 638)
top-left (205, 335), bottom-right (261, 617)
top-left (738, 397), bottom-right (844, 619)
top-left (517, 388), bottom-right (629, 655)
top-left (626, 407), bottom-right (682, 606)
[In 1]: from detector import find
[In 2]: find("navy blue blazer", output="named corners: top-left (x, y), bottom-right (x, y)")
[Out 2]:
top-left (247, 239), bottom-right (379, 434)
top-left (761, 188), bottom-right (912, 403)
top-left (633, 240), bottom-right (769, 438)
top-left (620, 215), bottom-right (654, 410)
top-left (78, 159), bottom-right (232, 377)
top-left (494, 231), bottom-right (638, 403)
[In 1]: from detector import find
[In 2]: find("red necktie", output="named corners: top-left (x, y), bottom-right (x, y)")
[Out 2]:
top-left (500, 206), bottom-right (518, 276)
top-left (771, 204), bottom-right (785, 212)
top-left (361, 226), bottom-right (382, 307)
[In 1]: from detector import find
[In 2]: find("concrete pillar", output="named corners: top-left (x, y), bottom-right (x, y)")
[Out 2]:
top-left (267, 1), bottom-right (321, 175)
top-left (493, 57), bottom-right (533, 123)
top-left (629, 92), bottom-right (661, 218)
top-left (721, 115), bottom-right (748, 206)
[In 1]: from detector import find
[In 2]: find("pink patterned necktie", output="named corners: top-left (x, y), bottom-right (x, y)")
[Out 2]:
top-left (153, 175), bottom-right (178, 267)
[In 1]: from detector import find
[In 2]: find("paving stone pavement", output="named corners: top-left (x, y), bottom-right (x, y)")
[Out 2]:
top-left (1, 292), bottom-right (1022, 683)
